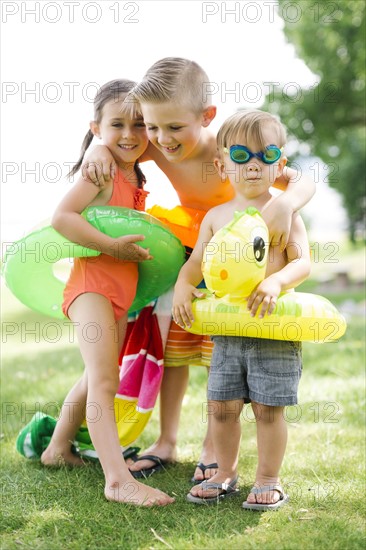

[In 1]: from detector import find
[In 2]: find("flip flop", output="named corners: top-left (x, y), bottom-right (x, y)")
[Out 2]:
top-left (122, 446), bottom-right (141, 461)
top-left (190, 462), bottom-right (219, 484)
top-left (187, 477), bottom-right (239, 505)
top-left (242, 484), bottom-right (289, 511)
top-left (129, 454), bottom-right (172, 479)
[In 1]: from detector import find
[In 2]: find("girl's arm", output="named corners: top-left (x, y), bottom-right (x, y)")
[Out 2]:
top-left (247, 213), bottom-right (311, 318)
top-left (265, 165), bottom-right (316, 251)
top-left (172, 212), bottom-right (214, 328)
top-left (52, 177), bottom-right (151, 261)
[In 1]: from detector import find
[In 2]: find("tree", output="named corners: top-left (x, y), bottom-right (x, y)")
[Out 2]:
top-left (265, 0), bottom-right (365, 241)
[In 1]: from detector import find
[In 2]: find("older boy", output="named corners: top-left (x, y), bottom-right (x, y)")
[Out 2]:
top-left (84, 58), bottom-right (315, 482)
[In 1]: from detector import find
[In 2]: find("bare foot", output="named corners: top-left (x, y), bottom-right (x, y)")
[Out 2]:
top-left (246, 479), bottom-right (282, 505)
top-left (41, 446), bottom-right (85, 467)
top-left (105, 479), bottom-right (175, 506)
top-left (127, 441), bottom-right (177, 473)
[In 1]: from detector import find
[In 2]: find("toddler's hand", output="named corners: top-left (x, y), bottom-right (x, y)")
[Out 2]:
top-left (172, 286), bottom-right (204, 328)
top-left (111, 235), bottom-right (153, 262)
top-left (247, 276), bottom-right (281, 319)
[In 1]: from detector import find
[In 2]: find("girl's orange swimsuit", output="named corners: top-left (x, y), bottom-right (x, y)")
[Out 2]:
top-left (62, 170), bottom-right (148, 321)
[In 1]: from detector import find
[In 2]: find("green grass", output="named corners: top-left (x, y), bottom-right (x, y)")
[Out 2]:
top-left (1, 283), bottom-right (365, 550)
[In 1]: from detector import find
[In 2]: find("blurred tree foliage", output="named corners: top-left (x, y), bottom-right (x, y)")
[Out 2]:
top-left (264, 0), bottom-right (365, 241)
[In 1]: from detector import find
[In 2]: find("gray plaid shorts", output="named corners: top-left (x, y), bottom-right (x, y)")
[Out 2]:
top-left (207, 336), bottom-right (302, 406)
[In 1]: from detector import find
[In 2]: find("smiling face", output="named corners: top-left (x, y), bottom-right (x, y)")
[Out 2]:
top-left (218, 124), bottom-right (286, 200)
top-left (141, 101), bottom-right (214, 162)
top-left (90, 99), bottom-right (149, 168)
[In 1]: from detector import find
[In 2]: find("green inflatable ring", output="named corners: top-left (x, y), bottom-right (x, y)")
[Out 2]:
top-left (3, 206), bottom-right (185, 319)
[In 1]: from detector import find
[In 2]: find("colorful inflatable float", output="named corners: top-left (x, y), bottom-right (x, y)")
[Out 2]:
top-left (3, 206), bottom-right (185, 319)
top-left (184, 207), bottom-right (347, 343)
top-left (4, 206), bottom-right (185, 454)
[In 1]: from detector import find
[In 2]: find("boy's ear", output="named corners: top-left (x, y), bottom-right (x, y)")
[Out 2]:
top-left (201, 105), bottom-right (217, 127)
top-left (214, 156), bottom-right (226, 180)
top-left (90, 120), bottom-right (101, 138)
top-left (277, 156), bottom-right (287, 177)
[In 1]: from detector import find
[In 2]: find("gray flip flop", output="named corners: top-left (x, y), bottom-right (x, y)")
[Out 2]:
top-left (187, 477), bottom-right (239, 505)
top-left (242, 484), bottom-right (289, 511)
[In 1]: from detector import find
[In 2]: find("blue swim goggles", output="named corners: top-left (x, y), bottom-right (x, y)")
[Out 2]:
top-left (224, 144), bottom-right (283, 165)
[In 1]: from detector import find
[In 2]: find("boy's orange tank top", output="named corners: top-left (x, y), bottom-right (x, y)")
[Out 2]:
top-left (62, 169), bottom-right (149, 320)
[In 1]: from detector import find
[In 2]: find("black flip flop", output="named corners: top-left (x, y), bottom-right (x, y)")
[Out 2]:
top-left (122, 446), bottom-right (141, 461)
top-left (129, 454), bottom-right (172, 479)
top-left (191, 462), bottom-right (219, 484)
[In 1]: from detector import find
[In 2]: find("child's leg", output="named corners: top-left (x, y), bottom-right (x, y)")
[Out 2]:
top-left (246, 403), bottom-right (287, 505)
top-left (65, 293), bottom-right (174, 506)
top-left (190, 399), bottom-right (243, 498)
top-left (192, 366), bottom-right (217, 482)
top-left (128, 365), bottom-right (218, 480)
top-left (128, 324), bottom-right (217, 479)
top-left (128, 364), bottom-right (188, 471)
top-left (41, 371), bottom-right (88, 466)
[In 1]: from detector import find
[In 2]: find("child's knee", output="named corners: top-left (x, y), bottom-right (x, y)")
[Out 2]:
top-left (90, 369), bottom-right (119, 396)
top-left (252, 403), bottom-right (284, 423)
top-left (210, 400), bottom-right (242, 423)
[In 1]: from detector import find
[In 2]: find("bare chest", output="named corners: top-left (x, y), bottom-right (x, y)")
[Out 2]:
top-left (158, 161), bottom-right (234, 210)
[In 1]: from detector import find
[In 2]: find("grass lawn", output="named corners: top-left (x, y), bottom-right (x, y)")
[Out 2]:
top-left (1, 283), bottom-right (365, 550)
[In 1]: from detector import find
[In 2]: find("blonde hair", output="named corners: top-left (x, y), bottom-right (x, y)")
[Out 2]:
top-left (130, 57), bottom-right (211, 113)
top-left (217, 110), bottom-right (287, 154)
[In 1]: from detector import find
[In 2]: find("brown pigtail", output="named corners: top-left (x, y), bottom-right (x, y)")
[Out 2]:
top-left (67, 129), bottom-right (95, 179)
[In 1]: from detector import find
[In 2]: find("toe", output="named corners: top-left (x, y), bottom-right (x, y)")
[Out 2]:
top-left (189, 485), bottom-right (201, 498)
top-left (246, 491), bottom-right (257, 504)
top-left (193, 466), bottom-right (204, 482)
top-left (204, 466), bottom-right (217, 480)
top-left (246, 487), bottom-right (281, 505)
top-left (129, 458), bottom-right (155, 472)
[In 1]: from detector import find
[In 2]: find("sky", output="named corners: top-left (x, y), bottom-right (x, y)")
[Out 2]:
top-left (1, 0), bottom-right (347, 246)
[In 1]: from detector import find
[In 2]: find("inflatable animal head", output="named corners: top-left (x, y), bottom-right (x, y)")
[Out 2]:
top-left (202, 207), bottom-right (268, 299)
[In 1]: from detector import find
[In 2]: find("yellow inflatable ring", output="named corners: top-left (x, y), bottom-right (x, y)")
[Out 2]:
top-left (3, 206), bottom-right (185, 318)
top-left (147, 204), bottom-right (206, 248)
top-left (185, 208), bottom-right (347, 343)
